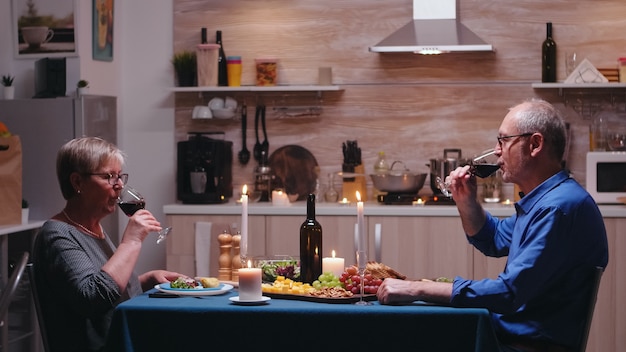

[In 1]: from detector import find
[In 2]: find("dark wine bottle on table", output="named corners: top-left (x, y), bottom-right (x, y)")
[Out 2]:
top-left (300, 194), bottom-right (322, 284)
top-left (216, 30), bottom-right (228, 86)
top-left (542, 22), bottom-right (557, 83)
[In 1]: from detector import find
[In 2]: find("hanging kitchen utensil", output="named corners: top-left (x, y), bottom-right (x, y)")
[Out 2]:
top-left (261, 105), bottom-right (269, 157)
top-left (253, 105), bottom-right (262, 162)
top-left (238, 103), bottom-right (250, 165)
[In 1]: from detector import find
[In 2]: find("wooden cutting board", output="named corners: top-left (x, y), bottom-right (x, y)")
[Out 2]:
top-left (268, 145), bottom-right (319, 201)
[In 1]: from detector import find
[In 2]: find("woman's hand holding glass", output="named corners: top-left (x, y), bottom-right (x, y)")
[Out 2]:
top-left (118, 186), bottom-right (172, 244)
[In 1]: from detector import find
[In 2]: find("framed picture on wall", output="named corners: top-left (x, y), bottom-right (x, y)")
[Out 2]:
top-left (92, 0), bottom-right (113, 61)
top-left (12, 0), bottom-right (78, 59)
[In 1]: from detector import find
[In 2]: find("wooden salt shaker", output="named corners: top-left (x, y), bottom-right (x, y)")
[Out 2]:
top-left (217, 231), bottom-right (232, 281)
top-left (231, 232), bottom-right (241, 281)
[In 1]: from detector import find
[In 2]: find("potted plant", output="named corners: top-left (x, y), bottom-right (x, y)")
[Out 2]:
top-left (2, 75), bottom-right (15, 100)
top-left (76, 79), bottom-right (89, 96)
top-left (21, 199), bottom-right (29, 224)
top-left (171, 51), bottom-right (197, 87)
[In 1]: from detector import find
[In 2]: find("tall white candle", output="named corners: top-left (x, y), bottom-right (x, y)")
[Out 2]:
top-left (238, 260), bottom-right (262, 301)
top-left (241, 185), bottom-right (248, 259)
top-left (322, 250), bottom-right (345, 277)
top-left (356, 191), bottom-right (366, 252)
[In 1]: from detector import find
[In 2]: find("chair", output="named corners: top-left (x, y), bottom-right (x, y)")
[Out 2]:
top-left (0, 251), bottom-right (29, 327)
top-left (27, 262), bottom-right (51, 352)
top-left (578, 266), bottom-right (604, 352)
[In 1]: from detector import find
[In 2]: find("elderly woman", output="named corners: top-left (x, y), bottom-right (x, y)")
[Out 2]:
top-left (32, 137), bottom-right (187, 352)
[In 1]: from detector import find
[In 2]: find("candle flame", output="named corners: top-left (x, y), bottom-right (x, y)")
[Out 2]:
top-left (356, 191), bottom-right (361, 202)
top-left (242, 184), bottom-right (248, 194)
top-left (247, 259), bottom-right (252, 268)
top-left (332, 250), bottom-right (336, 258)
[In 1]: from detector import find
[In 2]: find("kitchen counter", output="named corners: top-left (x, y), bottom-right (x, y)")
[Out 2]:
top-left (164, 202), bottom-right (626, 218)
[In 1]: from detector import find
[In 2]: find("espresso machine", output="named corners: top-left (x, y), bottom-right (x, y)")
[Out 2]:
top-left (177, 132), bottom-right (233, 204)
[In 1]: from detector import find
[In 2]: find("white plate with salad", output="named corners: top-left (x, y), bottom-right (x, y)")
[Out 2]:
top-left (155, 282), bottom-right (234, 296)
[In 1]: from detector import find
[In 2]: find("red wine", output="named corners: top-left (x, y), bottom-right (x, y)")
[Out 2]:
top-left (119, 201), bottom-right (146, 216)
top-left (542, 22), bottom-right (557, 83)
top-left (299, 194), bottom-right (322, 284)
top-left (472, 164), bottom-right (500, 178)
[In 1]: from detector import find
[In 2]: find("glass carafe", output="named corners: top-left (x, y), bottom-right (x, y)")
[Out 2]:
top-left (324, 173), bottom-right (339, 203)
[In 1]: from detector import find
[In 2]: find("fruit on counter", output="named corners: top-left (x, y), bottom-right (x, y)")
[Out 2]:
top-left (0, 122), bottom-right (11, 137)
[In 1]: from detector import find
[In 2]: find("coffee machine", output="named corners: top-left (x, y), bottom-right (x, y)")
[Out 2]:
top-left (177, 132), bottom-right (233, 204)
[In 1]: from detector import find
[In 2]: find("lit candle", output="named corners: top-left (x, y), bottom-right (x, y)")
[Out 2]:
top-left (241, 185), bottom-right (248, 259)
top-left (238, 260), bottom-right (262, 301)
top-left (356, 191), bottom-right (366, 253)
top-left (272, 189), bottom-right (290, 206)
top-left (340, 197), bottom-right (350, 206)
top-left (322, 250), bottom-right (345, 277)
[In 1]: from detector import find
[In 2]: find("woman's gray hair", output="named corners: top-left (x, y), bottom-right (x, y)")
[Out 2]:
top-left (513, 99), bottom-right (567, 161)
top-left (56, 137), bottom-right (126, 199)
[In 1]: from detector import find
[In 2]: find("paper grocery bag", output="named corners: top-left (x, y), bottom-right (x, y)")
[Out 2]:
top-left (0, 136), bottom-right (23, 225)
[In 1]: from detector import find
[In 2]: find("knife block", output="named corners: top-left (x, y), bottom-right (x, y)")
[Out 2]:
top-left (342, 164), bottom-right (367, 202)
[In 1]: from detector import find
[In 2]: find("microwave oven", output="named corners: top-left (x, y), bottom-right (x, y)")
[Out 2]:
top-left (586, 151), bottom-right (626, 204)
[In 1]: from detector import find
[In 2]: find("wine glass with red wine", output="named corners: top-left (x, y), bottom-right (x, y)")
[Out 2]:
top-left (118, 186), bottom-right (172, 244)
top-left (436, 149), bottom-right (499, 197)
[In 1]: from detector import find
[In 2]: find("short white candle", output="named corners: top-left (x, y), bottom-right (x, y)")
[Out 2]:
top-left (272, 189), bottom-right (290, 206)
top-left (238, 260), bottom-right (262, 301)
top-left (322, 250), bottom-right (345, 277)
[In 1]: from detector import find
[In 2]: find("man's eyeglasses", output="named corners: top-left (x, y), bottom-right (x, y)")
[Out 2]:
top-left (86, 173), bottom-right (129, 185)
top-left (497, 133), bottom-right (533, 148)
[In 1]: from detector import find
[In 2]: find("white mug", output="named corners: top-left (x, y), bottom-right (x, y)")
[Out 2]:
top-left (21, 26), bottom-right (54, 48)
top-left (190, 171), bottom-right (207, 194)
top-left (192, 105), bottom-right (212, 119)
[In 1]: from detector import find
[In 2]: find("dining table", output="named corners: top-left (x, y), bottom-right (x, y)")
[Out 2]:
top-left (105, 286), bottom-right (502, 351)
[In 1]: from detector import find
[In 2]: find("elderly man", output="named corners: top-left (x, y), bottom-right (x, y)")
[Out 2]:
top-left (377, 99), bottom-right (608, 352)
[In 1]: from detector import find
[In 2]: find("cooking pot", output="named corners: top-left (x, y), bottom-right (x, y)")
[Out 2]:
top-left (428, 149), bottom-right (471, 194)
top-left (370, 161), bottom-right (427, 193)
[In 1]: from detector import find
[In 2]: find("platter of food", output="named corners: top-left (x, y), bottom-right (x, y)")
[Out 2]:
top-left (263, 291), bottom-right (377, 304)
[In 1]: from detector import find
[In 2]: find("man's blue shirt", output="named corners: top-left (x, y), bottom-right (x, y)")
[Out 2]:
top-left (451, 170), bottom-right (608, 348)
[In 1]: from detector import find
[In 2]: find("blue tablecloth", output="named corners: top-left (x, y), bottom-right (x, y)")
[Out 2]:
top-left (105, 289), bottom-right (501, 351)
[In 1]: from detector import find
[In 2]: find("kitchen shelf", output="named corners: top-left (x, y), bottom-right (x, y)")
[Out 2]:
top-left (532, 82), bottom-right (626, 96)
top-left (170, 85), bottom-right (342, 93)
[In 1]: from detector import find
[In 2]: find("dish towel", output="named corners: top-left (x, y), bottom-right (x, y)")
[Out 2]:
top-left (195, 221), bottom-right (212, 277)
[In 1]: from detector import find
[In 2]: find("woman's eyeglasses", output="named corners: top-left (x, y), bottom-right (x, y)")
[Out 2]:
top-left (85, 173), bottom-right (129, 185)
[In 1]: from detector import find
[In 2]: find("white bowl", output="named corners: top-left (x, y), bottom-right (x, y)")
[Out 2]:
top-left (224, 96), bottom-right (237, 109)
top-left (211, 107), bottom-right (236, 119)
top-left (192, 105), bottom-right (212, 119)
top-left (208, 97), bottom-right (225, 110)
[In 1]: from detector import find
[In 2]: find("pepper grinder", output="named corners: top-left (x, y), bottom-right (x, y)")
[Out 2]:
top-left (217, 231), bottom-right (232, 281)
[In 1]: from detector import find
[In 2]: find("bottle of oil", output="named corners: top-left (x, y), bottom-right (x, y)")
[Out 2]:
top-left (299, 194), bottom-right (322, 284)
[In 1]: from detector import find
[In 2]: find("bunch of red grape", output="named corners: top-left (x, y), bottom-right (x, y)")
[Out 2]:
top-left (339, 266), bottom-right (383, 294)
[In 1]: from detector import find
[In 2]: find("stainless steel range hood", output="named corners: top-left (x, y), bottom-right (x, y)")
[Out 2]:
top-left (369, 0), bottom-right (493, 54)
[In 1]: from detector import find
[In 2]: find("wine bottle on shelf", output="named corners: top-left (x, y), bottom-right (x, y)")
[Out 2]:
top-left (542, 22), bottom-right (557, 83)
top-left (201, 27), bottom-right (207, 44)
top-left (216, 30), bottom-right (228, 86)
top-left (300, 194), bottom-right (322, 284)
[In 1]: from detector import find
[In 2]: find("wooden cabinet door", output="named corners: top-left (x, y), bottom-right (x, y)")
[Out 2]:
top-left (367, 216), bottom-right (473, 281)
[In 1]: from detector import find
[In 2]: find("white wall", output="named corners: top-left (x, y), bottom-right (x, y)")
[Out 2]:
top-left (0, 0), bottom-right (175, 274)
